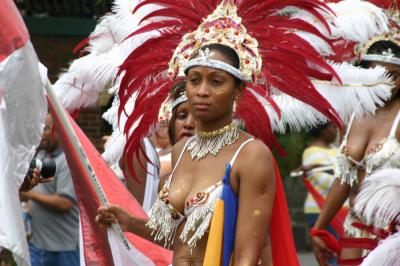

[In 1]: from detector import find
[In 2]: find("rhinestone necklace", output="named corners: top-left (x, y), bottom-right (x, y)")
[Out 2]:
top-left (187, 121), bottom-right (239, 160)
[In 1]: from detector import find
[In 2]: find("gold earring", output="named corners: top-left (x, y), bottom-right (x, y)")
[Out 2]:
top-left (233, 100), bottom-right (237, 113)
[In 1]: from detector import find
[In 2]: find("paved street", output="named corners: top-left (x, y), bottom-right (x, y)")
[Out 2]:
top-left (298, 252), bottom-right (318, 266)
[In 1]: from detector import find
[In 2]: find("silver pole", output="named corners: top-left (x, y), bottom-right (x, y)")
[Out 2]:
top-left (45, 79), bottom-right (132, 251)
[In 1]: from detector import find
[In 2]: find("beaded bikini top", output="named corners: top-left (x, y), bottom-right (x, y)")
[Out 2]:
top-left (146, 137), bottom-right (253, 249)
top-left (335, 110), bottom-right (400, 186)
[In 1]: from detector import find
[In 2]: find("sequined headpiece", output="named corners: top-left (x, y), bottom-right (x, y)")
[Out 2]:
top-left (362, 47), bottom-right (400, 65)
top-left (171, 91), bottom-right (188, 111)
top-left (169, 1), bottom-right (262, 82)
top-left (357, 0), bottom-right (400, 65)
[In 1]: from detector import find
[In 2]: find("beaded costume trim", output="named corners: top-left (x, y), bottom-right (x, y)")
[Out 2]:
top-left (334, 151), bottom-right (361, 187)
top-left (146, 181), bottom-right (223, 249)
top-left (187, 121), bottom-right (240, 160)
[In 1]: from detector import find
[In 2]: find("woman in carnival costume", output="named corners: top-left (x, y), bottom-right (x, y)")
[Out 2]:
top-left (160, 81), bottom-right (196, 181)
top-left (119, 82), bottom-right (196, 212)
top-left (91, 0), bottom-right (399, 264)
top-left (311, 3), bottom-right (400, 265)
top-left (351, 3), bottom-right (400, 265)
top-left (167, 82), bottom-right (195, 146)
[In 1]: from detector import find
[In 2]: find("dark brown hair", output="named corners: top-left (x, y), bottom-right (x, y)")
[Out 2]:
top-left (168, 81), bottom-right (186, 145)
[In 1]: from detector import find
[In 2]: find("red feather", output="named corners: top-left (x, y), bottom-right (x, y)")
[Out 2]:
top-left (73, 37), bottom-right (90, 55)
top-left (139, 8), bottom-right (202, 26)
top-left (116, 0), bottom-right (344, 178)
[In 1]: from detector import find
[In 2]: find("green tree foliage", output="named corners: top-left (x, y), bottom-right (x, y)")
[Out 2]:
top-left (274, 131), bottom-right (310, 179)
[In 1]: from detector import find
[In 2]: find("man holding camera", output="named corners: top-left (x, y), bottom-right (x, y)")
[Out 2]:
top-left (20, 113), bottom-right (79, 266)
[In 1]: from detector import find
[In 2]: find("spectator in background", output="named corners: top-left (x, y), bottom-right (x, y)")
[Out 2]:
top-left (302, 123), bottom-right (339, 236)
top-left (20, 113), bottom-right (79, 266)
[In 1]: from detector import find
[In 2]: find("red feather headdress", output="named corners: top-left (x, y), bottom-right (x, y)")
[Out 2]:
top-left (52, 0), bottom-right (393, 175)
top-left (118, 0), bottom-right (343, 175)
top-left (117, 0), bottom-right (393, 177)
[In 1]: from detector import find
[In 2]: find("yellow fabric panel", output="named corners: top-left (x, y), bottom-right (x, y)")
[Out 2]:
top-left (203, 199), bottom-right (224, 266)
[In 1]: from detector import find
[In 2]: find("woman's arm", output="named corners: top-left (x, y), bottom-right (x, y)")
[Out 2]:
top-left (233, 141), bottom-right (276, 266)
top-left (96, 204), bottom-right (155, 242)
top-left (314, 179), bottom-right (350, 230)
top-left (96, 139), bottom-right (188, 247)
top-left (311, 179), bottom-right (350, 266)
top-left (97, 203), bottom-right (176, 249)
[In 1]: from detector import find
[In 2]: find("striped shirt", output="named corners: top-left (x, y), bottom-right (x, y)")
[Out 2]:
top-left (303, 146), bottom-right (337, 214)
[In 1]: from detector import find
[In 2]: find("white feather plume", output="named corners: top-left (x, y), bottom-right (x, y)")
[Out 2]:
top-left (293, 0), bottom-right (388, 55)
top-left (102, 96), bottom-right (120, 129)
top-left (54, 0), bottom-right (160, 111)
top-left (354, 168), bottom-right (400, 229)
top-left (101, 94), bottom-right (139, 164)
top-left (327, 0), bottom-right (388, 44)
top-left (264, 62), bottom-right (392, 133)
top-left (102, 129), bottom-right (126, 164)
top-left (85, 0), bottom-right (161, 55)
top-left (361, 231), bottom-right (400, 266)
top-left (54, 52), bottom-right (118, 110)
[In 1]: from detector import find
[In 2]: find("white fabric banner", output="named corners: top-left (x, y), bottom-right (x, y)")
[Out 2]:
top-left (0, 42), bottom-right (47, 266)
top-left (107, 229), bottom-right (155, 266)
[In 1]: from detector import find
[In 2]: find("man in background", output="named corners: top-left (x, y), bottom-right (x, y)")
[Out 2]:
top-left (20, 113), bottom-right (79, 266)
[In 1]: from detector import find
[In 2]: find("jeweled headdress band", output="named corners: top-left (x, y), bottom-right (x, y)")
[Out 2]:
top-left (184, 58), bottom-right (245, 81)
top-left (171, 93), bottom-right (188, 110)
top-left (183, 48), bottom-right (245, 81)
top-left (361, 54), bottom-right (400, 66)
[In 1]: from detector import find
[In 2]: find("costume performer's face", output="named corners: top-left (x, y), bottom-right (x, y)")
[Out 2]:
top-left (173, 101), bottom-right (195, 142)
top-left (186, 48), bottom-right (242, 124)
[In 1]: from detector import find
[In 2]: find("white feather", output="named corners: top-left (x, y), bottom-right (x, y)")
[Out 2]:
top-left (293, 0), bottom-right (388, 55)
top-left (263, 62), bottom-right (392, 133)
top-left (361, 231), bottom-right (400, 266)
top-left (54, 0), bottom-right (160, 111)
top-left (327, 0), bottom-right (388, 44)
top-left (315, 62), bottom-right (392, 122)
top-left (354, 168), bottom-right (400, 229)
top-left (54, 52), bottom-right (118, 110)
top-left (102, 129), bottom-right (126, 164)
top-left (102, 96), bottom-right (120, 129)
top-left (86, 0), bottom-right (161, 55)
top-left (101, 93), bottom-right (143, 164)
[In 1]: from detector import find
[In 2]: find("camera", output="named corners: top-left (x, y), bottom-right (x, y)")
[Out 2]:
top-left (27, 158), bottom-right (56, 179)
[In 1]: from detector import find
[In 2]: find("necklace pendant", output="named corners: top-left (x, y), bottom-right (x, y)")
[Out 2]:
top-left (187, 121), bottom-right (240, 160)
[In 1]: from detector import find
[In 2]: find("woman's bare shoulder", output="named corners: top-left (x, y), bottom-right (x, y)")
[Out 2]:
top-left (240, 138), bottom-right (273, 162)
top-left (236, 138), bottom-right (275, 182)
top-left (171, 137), bottom-right (191, 162)
top-left (234, 139), bottom-right (276, 198)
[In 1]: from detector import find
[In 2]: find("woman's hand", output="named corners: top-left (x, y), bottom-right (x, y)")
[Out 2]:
top-left (311, 235), bottom-right (336, 266)
top-left (96, 204), bottom-right (133, 231)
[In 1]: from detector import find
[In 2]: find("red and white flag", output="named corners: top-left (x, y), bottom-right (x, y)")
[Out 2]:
top-left (0, 1), bottom-right (47, 266)
top-left (47, 87), bottom-right (172, 266)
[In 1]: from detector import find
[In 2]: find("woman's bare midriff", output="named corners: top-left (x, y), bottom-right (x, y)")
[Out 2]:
top-left (171, 224), bottom-right (209, 266)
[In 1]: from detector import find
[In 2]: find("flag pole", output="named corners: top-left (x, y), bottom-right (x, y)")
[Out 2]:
top-left (45, 78), bottom-right (133, 252)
